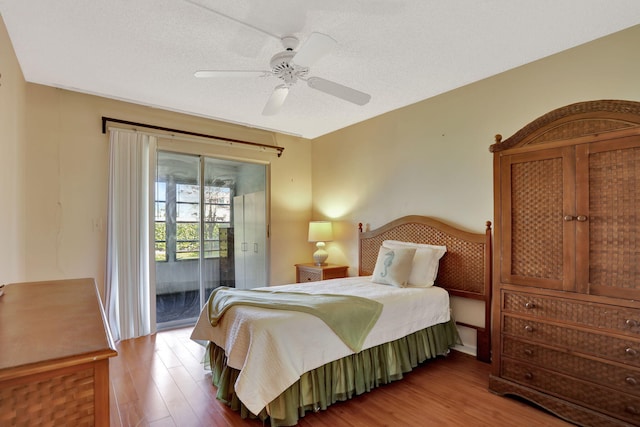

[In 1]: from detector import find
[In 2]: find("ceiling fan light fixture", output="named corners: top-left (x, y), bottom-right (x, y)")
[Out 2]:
top-left (262, 85), bottom-right (289, 116)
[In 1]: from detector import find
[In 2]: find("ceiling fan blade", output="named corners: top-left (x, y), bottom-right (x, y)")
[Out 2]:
top-left (307, 77), bottom-right (371, 106)
top-left (194, 70), bottom-right (268, 78)
top-left (292, 32), bottom-right (337, 68)
top-left (262, 85), bottom-right (289, 115)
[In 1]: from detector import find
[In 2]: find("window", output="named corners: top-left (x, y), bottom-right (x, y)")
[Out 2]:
top-left (155, 181), bottom-right (167, 262)
top-left (154, 181), bottom-right (232, 261)
top-left (203, 186), bottom-right (231, 258)
top-left (176, 183), bottom-right (200, 260)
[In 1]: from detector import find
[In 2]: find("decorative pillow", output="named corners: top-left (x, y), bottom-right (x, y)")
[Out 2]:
top-left (371, 246), bottom-right (416, 287)
top-left (382, 240), bottom-right (447, 287)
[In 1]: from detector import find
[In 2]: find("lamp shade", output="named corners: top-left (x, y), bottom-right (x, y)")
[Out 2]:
top-left (308, 221), bottom-right (333, 242)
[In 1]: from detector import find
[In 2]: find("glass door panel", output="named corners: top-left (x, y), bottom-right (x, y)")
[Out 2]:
top-left (155, 152), bottom-right (202, 329)
top-left (155, 151), bottom-right (267, 329)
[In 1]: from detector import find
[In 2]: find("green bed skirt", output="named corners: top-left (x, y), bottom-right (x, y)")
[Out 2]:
top-left (206, 318), bottom-right (460, 426)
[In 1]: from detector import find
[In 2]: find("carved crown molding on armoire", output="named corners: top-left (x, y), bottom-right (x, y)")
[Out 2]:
top-left (490, 99), bottom-right (640, 152)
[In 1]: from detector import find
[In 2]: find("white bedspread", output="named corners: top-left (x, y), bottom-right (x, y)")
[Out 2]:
top-left (190, 276), bottom-right (450, 415)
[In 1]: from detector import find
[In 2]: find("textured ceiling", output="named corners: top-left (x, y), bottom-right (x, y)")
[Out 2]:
top-left (2, 0), bottom-right (640, 139)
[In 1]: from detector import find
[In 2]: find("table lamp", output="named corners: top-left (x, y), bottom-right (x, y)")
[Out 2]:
top-left (308, 221), bottom-right (333, 265)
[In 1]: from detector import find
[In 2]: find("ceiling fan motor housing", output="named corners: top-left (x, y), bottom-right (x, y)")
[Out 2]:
top-left (270, 50), bottom-right (308, 85)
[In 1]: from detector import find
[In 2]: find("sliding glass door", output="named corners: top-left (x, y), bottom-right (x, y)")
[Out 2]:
top-left (155, 151), bottom-right (267, 329)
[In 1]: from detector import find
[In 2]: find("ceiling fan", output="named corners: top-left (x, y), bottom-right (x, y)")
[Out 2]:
top-left (194, 32), bottom-right (372, 115)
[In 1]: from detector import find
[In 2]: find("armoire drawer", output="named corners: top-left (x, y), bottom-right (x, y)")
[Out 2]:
top-left (503, 336), bottom-right (640, 397)
top-left (503, 290), bottom-right (640, 337)
top-left (503, 315), bottom-right (640, 368)
top-left (502, 358), bottom-right (640, 425)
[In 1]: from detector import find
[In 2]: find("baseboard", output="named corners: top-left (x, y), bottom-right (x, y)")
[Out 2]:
top-left (453, 343), bottom-right (476, 357)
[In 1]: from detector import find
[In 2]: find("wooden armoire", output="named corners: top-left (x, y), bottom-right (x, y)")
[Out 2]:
top-left (489, 100), bottom-right (640, 426)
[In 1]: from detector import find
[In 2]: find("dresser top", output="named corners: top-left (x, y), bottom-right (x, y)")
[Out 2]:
top-left (0, 278), bottom-right (117, 373)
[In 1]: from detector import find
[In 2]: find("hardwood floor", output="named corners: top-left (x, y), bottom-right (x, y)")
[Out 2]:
top-left (109, 327), bottom-right (573, 427)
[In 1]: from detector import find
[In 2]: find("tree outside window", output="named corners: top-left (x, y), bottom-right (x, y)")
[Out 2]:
top-left (155, 181), bottom-right (231, 261)
top-left (155, 181), bottom-right (167, 262)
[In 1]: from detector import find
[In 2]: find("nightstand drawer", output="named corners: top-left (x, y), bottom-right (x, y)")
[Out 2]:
top-left (299, 269), bottom-right (322, 282)
top-left (295, 263), bottom-right (348, 283)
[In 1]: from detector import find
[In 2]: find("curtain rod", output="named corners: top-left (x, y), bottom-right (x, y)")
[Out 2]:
top-left (101, 116), bottom-right (284, 157)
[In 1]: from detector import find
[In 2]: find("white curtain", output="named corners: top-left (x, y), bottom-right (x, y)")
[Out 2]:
top-left (105, 129), bottom-right (157, 341)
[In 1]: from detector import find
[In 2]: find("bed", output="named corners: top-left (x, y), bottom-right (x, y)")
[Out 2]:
top-left (190, 215), bottom-right (492, 426)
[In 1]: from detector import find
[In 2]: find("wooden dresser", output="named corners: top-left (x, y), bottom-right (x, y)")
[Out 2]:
top-left (489, 100), bottom-right (640, 426)
top-left (0, 278), bottom-right (117, 426)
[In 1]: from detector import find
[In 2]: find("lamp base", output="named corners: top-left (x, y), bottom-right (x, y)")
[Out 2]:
top-left (313, 242), bottom-right (328, 266)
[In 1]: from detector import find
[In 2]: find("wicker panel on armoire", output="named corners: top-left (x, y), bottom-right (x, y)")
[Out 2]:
top-left (490, 100), bottom-right (640, 427)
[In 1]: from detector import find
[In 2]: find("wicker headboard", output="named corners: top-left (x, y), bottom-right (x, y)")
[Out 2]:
top-left (359, 215), bottom-right (492, 362)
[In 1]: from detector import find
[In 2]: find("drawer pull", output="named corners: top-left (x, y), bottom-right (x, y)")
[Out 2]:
top-left (625, 405), bottom-right (639, 415)
top-left (626, 319), bottom-right (639, 328)
top-left (523, 348), bottom-right (534, 356)
top-left (625, 347), bottom-right (638, 357)
top-left (524, 325), bottom-right (534, 333)
top-left (564, 215), bottom-right (588, 222)
top-left (524, 372), bottom-right (533, 380)
top-left (524, 302), bottom-right (536, 309)
top-left (626, 376), bottom-right (638, 386)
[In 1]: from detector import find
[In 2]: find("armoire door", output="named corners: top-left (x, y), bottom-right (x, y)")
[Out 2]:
top-left (575, 132), bottom-right (640, 300)
top-left (499, 146), bottom-right (577, 291)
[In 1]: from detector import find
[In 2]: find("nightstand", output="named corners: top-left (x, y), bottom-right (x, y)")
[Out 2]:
top-left (295, 263), bottom-right (348, 283)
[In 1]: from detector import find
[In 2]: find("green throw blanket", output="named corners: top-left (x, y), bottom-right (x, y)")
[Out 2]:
top-left (207, 287), bottom-right (383, 352)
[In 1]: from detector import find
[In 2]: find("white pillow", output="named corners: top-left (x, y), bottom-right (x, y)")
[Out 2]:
top-left (382, 240), bottom-right (447, 287)
top-left (371, 246), bottom-right (416, 287)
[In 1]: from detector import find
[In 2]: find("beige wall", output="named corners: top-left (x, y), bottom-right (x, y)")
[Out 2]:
top-left (3, 14), bottom-right (640, 353)
top-left (21, 87), bottom-right (312, 298)
top-left (1, 16), bottom-right (312, 298)
top-left (311, 24), bottom-right (640, 351)
top-left (0, 17), bottom-right (27, 283)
